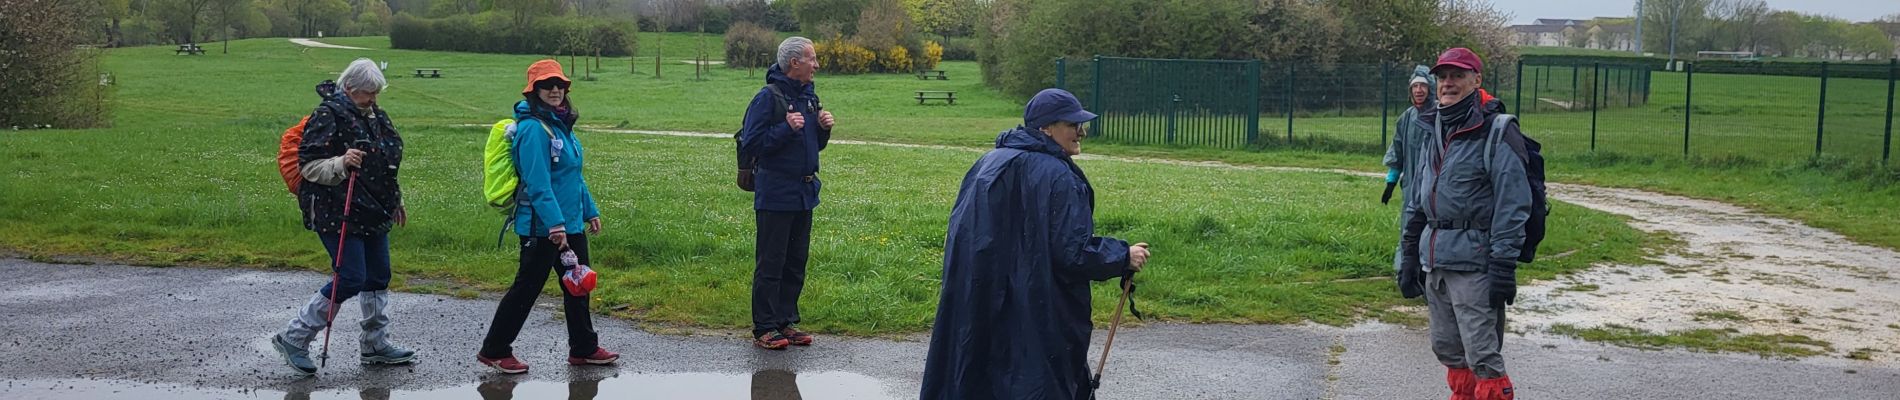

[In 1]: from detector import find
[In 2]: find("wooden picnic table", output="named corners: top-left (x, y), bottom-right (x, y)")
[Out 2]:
top-left (915, 69), bottom-right (948, 80)
top-left (414, 68), bottom-right (442, 78)
top-left (175, 44), bottom-right (204, 55)
top-left (915, 90), bottom-right (957, 105)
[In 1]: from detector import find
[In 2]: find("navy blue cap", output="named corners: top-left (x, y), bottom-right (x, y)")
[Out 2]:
top-left (1024, 88), bottom-right (1097, 129)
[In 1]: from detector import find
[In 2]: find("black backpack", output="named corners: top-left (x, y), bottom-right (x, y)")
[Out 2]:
top-left (1485, 114), bottom-right (1548, 263)
top-left (735, 85), bottom-right (790, 192)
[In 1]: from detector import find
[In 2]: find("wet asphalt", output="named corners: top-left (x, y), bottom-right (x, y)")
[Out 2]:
top-left (1, 259), bottom-right (1895, 399)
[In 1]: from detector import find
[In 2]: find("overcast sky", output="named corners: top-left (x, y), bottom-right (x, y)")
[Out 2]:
top-left (1489, 0), bottom-right (1900, 24)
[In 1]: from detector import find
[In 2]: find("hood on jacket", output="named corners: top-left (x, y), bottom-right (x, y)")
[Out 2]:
top-left (1410, 65), bottom-right (1438, 106)
top-left (995, 126), bottom-right (1067, 157)
top-left (1480, 88), bottom-right (1506, 114)
top-left (765, 64), bottom-right (817, 98)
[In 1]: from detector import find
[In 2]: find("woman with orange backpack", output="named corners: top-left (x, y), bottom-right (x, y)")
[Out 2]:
top-left (271, 58), bottom-right (415, 375)
top-left (476, 59), bottom-right (617, 374)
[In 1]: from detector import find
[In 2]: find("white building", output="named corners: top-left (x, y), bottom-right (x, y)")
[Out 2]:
top-left (1513, 18), bottom-right (1636, 52)
top-left (1511, 23), bottom-right (1571, 47)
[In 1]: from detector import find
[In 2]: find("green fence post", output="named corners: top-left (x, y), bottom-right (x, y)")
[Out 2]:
top-left (1515, 60), bottom-right (1524, 116)
top-left (1167, 94), bottom-right (1178, 145)
top-left (1571, 64), bottom-right (1580, 112)
top-left (1092, 55), bottom-right (1103, 140)
top-left (1337, 71), bottom-right (1347, 117)
top-left (1286, 64), bottom-right (1295, 143)
top-left (1533, 66), bottom-right (1543, 112)
top-left (1817, 61), bottom-right (1828, 158)
top-left (1591, 62), bottom-right (1600, 149)
top-left (1634, 65), bottom-right (1649, 103)
top-left (1885, 58), bottom-right (1895, 165)
top-left (1055, 58), bottom-right (1066, 89)
top-left (1249, 60), bottom-right (1262, 146)
top-left (1627, 65), bottom-right (1636, 107)
top-left (1382, 63), bottom-right (1390, 146)
top-left (1684, 62), bottom-right (1693, 157)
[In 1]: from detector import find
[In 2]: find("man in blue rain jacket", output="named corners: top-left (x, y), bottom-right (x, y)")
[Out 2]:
top-left (738, 37), bottom-right (836, 349)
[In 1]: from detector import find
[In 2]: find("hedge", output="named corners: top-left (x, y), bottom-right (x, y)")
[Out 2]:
top-left (724, 22), bottom-right (779, 69)
top-left (390, 13), bottom-right (637, 57)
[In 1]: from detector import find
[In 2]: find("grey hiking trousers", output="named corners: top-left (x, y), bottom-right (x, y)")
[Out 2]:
top-left (1425, 268), bottom-right (1507, 378)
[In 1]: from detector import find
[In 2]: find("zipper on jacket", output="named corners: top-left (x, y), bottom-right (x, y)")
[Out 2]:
top-left (1427, 112), bottom-right (1484, 268)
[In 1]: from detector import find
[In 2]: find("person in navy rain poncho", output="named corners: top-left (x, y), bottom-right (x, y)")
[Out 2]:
top-left (920, 89), bottom-right (1153, 400)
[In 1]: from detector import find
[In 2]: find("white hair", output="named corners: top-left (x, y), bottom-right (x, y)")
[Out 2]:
top-left (337, 58), bottom-right (387, 94)
top-left (776, 37), bottom-right (813, 68)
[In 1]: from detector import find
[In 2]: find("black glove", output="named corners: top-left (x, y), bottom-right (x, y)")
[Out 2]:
top-left (1380, 182), bottom-right (1397, 205)
top-left (1488, 258), bottom-right (1517, 306)
top-left (1397, 248), bottom-right (1424, 299)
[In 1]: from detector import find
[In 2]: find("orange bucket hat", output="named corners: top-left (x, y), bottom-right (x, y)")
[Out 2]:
top-left (522, 59), bottom-right (570, 94)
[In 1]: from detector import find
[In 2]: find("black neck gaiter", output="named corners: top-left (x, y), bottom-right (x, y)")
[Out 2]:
top-left (1436, 92), bottom-right (1478, 131)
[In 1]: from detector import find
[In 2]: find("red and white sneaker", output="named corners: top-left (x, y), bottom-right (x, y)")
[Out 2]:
top-left (477, 354), bottom-right (529, 374)
top-left (780, 327), bottom-right (815, 346)
top-left (567, 347), bottom-right (620, 365)
top-left (754, 331), bottom-right (791, 350)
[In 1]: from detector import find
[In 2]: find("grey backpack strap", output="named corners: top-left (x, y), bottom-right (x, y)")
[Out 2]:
top-left (1484, 114), bottom-right (1516, 167)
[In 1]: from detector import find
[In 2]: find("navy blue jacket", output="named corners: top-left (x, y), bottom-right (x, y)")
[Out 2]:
top-left (919, 127), bottom-right (1133, 400)
top-left (739, 65), bottom-right (830, 211)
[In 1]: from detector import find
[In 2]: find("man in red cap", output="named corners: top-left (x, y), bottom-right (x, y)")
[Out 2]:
top-left (1398, 47), bottom-right (1534, 400)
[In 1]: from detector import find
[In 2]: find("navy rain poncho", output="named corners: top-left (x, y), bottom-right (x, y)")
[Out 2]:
top-left (919, 126), bottom-right (1133, 400)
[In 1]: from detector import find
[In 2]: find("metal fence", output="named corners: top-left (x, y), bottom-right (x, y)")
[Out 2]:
top-left (1057, 56), bottom-right (1263, 147)
top-left (1055, 55), bottom-right (1899, 166)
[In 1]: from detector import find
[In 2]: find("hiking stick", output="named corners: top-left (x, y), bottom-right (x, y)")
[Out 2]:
top-left (319, 170), bottom-right (359, 368)
top-left (1090, 242), bottom-right (1146, 399)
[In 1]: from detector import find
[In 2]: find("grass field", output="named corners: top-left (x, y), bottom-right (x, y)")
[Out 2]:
top-left (0, 37), bottom-right (1653, 335)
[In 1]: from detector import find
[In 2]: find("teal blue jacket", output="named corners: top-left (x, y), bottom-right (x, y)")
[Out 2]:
top-left (512, 100), bottom-right (599, 237)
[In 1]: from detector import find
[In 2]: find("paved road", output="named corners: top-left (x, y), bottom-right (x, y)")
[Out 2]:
top-left (289, 38), bottom-right (369, 50)
top-left (0, 259), bottom-right (1893, 399)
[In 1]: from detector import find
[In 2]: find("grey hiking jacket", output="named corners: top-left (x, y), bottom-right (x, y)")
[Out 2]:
top-left (1382, 65), bottom-right (1437, 188)
top-left (1399, 97), bottom-right (1533, 273)
top-left (1383, 106), bottom-right (1430, 190)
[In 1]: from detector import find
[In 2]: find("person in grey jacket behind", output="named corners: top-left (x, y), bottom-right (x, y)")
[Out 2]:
top-left (1399, 47), bottom-right (1531, 400)
top-left (1385, 65), bottom-right (1435, 299)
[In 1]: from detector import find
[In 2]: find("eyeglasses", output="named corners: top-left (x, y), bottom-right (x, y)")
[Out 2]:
top-left (535, 79), bottom-right (571, 91)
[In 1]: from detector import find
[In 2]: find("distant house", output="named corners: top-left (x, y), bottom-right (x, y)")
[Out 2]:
top-left (1585, 22), bottom-right (1636, 51)
top-left (1878, 21), bottom-right (1900, 60)
top-left (1533, 19), bottom-right (1589, 27)
top-left (1511, 23), bottom-right (1570, 47)
top-left (1514, 17), bottom-right (1637, 51)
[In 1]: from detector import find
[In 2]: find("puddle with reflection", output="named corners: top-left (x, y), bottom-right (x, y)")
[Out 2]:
top-left (1, 370), bottom-right (898, 399)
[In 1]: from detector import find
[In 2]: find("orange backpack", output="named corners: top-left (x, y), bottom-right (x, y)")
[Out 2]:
top-left (277, 116), bottom-right (313, 194)
top-left (281, 80), bottom-right (341, 195)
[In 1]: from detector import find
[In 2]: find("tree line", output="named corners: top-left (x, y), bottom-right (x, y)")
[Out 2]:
top-left (1641, 0), bottom-right (1898, 60)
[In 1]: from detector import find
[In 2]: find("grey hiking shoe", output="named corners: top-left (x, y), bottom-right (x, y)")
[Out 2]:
top-left (272, 333), bottom-right (318, 375)
top-left (361, 345), bottom-right (417, 365)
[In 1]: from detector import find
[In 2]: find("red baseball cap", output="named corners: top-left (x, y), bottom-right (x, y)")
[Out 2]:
top-left (1432, 48), bottom-right (1483, 75)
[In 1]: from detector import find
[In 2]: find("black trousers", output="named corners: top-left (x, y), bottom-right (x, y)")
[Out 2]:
top-left (753, 210), bottom-right (813, 336)
top-left (481, 234), bottom-right (599, 358)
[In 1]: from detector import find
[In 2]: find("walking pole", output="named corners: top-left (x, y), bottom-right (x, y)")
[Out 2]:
top-left (1089, 243), bottom-right (1147, 399)
top-left (319, 170), bottom-right (359, 368)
